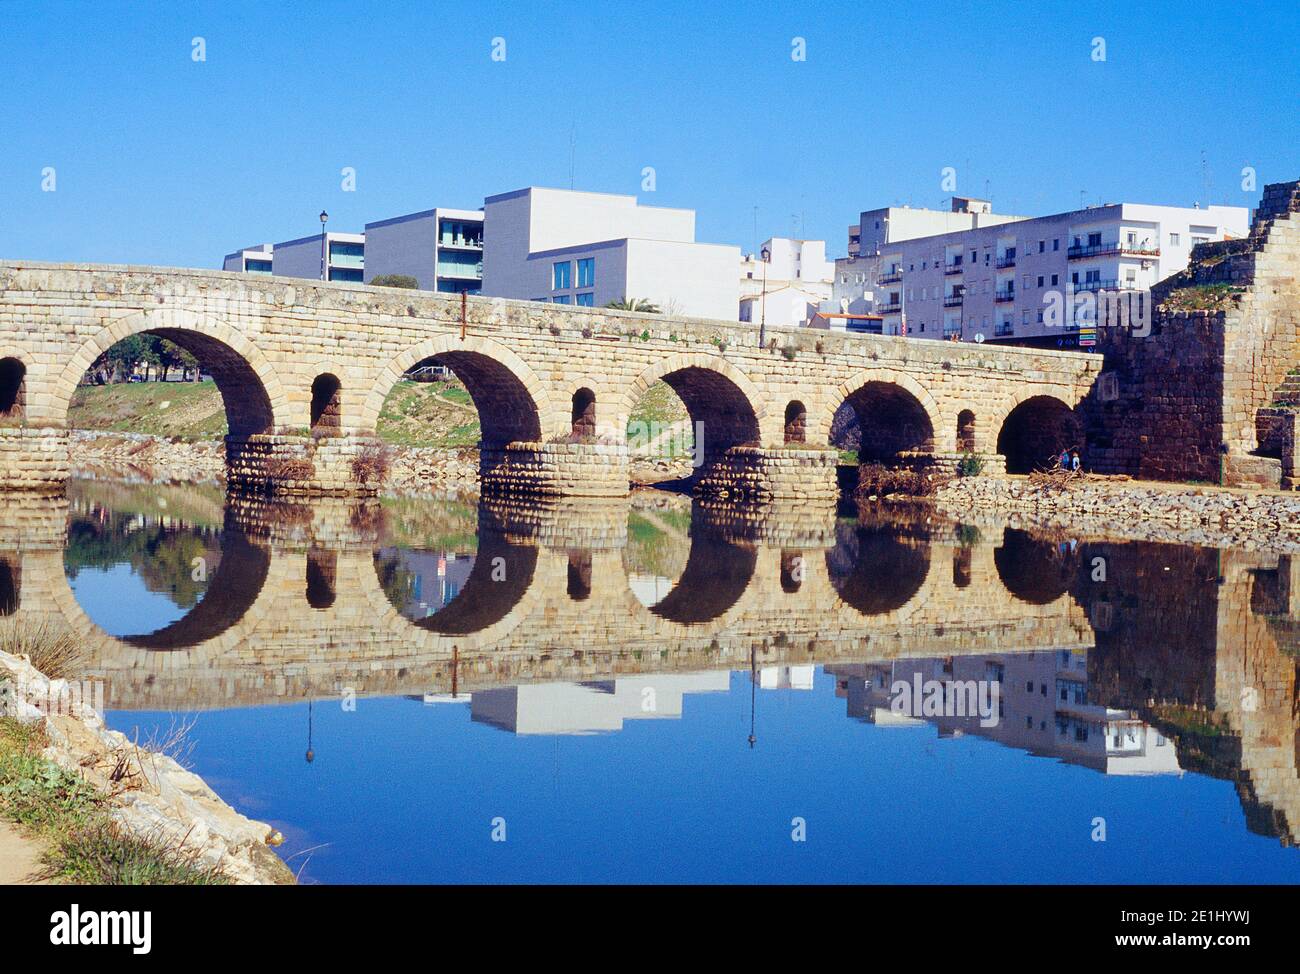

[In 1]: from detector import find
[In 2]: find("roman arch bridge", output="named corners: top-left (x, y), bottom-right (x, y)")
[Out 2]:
top-left (0, 261), bottom-right (1101, 496)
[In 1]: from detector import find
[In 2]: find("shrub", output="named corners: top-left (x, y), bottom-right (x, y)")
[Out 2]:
top-left (0, 620), bottom-right (85, 679)
top-left (369, 274), bottom-right (419, 289)
top-left (781, 345), bottom-right (797, 361)
top-left (956, 453), bottom-right (985, 478)
top-left (351, 443), bottom-right (391, 486)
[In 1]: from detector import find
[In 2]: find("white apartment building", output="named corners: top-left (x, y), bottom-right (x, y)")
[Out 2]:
top-left (739, 237), bottom-right (833, 328)
top-left (826, 651), bottom-right (1181, 775)
top-left (838, 199), bottom-right (1248, 347)
top-left (269, 231), bottom-right (366, 283)
top-left (362, 207), bottom-right (484, 293)
top-left (222, 243), bottom-right (273, 275)
top-left (480, 187), bottom-right (740, 319)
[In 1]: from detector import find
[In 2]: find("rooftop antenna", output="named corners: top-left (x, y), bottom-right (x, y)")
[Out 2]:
top-left (1079, 189), bottom-right (1087, 210)
top-left (1200, 149), bottom-right (1212, 206)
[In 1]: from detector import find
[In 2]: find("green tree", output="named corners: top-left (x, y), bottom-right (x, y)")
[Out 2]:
top-left (370, 274), bottom-right (420, 289)
top-left (604, 298), bottom-right (661, 313)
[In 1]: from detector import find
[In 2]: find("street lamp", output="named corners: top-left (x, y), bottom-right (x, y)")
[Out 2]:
top-left (319, 210), bottom-right (329, 281)
top-left (759, 244), bottom-right (771, 349)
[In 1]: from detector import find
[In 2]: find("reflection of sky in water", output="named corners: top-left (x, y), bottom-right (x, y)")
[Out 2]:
top-left (108, 668), bottom-right (1300, 885)
top-left (52, 479), bottom-right (1300, 885)
top-left (68, 562), bottom-right (189, 637)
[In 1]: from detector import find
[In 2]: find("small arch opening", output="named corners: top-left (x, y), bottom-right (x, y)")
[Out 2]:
top-left (566, 549), bottom-right (592, 600)
top-left (957, 409), bottom-right (976, 453)
top-left (305, 547), bottom-right (337, 609)
top-left (571, 388), bottom-right (596, 441)
top-left (783, 401), bottom-right (807, 444)
top-left (780, 550), bottom-right (803, 593)
top-left (310, 373), bottom-right (342, 433)
top-left (0, 556), bottom-right (19, 616)
top-left (952, 549), bottom-right (972, 588)
top-left (0, 357), bottom-right (26, 425)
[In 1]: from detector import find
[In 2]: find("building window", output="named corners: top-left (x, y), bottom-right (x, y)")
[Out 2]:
top-left (1170, 232), bottom-right (1181, 246)
top-left (575, 292), bottom-right (594, 307)
top-left (1052, 239), bottom-right (1060, 251)
top-left (552, 294), bottom-right (572, 305)
top-left (1038, 240), bottom-right (1045, 253)
top-left (553, 261), bottom-right (571, 290)
top-left (1050, 274), bottom-right (1059, 286)
top-left (577, 257), bottom-right (595, 288)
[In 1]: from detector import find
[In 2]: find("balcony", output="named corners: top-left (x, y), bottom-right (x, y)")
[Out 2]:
top-left (440, 237), bottom-right (484, 251)
top-left (1067, 241), bottom-right (1161, 260)
top-left (995, 323), bottom-right (1015, 337)
top-left (943, 293), bottom-right (964, 307)
top-left (878, 270), bottom-right (902, 284)
top-left (1077, 278), bottom-right (1149, 293)
top-left (995, 254), bottom-right (1016, 269)
top-left (876, 301), bottom-right (901, 314)
top-left (994, 288), bottom-right (1015, 303)
top-left (943, 262), bottom-right (963, 275)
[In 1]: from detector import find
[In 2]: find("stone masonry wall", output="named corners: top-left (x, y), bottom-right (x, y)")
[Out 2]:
top-left (1085, 180), bottom-right (1300, 488)
top-left (0, 261), bottom-right (1100, 496)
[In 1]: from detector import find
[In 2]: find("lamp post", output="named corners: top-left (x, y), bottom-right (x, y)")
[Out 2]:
top-left (319, 211), bottom-right (329, 281)
top-left (759, 244), bottom-right (771, 349)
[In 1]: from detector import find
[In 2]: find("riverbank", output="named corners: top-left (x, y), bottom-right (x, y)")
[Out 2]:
top-left (930, 473), bottom-right (1300, 553)
top-left (0, 644), bottom-right (294, 885)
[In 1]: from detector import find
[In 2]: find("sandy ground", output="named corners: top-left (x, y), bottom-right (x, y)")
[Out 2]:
top-left (0, 819), bottom-right (46, 885)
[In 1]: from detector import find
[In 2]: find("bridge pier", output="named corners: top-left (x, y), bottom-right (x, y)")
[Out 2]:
top-left (0, 428), bottom-right (70, 492)
top-left (226, 432), bottom-right (391, 497)
top-left (479, 441), bottom-right (630, 498)
top-left (694, 445), bottom-right (839, 504)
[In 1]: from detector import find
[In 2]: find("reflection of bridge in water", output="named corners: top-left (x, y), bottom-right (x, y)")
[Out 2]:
top-left (0, 489), bottom-right (1297, 845)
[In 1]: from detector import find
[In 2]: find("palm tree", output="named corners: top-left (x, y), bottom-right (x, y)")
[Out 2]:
top-left (603, 297), bottom-right (661, 313)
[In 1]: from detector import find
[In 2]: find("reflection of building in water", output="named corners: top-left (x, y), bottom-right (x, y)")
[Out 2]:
top-left (755, 665), bottom-right (815, 690)
top-left (826, 650), bottom-right (1181, 775)
top-left (469, 672), bottom-right (730, 735)
top-left (375, 548), bottom-right (475, 621)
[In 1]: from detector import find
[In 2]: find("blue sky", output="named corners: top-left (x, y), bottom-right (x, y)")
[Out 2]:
top-left (2, 0), bottom-right (1296, 267)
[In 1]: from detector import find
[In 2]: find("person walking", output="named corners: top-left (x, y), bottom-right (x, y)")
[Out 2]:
top-left (1071, 450), bottom-right (1081, 473)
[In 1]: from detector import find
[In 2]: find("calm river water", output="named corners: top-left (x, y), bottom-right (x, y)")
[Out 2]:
top-left (3, 477), bottom-right (1298, 883)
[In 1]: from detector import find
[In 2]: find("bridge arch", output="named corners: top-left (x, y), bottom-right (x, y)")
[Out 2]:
top-left (362, 335), bottom-right (555, 444)
top-left (994, 528), bottom-right (1077, 605)
top-left (824, 370), bottom-right (943, 461)
top-left (994, 389), bottom-right (1082, 474)
top-left (53, 310), bottom-right (289, 435)
top-left (824, 521), bottom-right (932, 618)
top-left (622, 353), bottom-right (762, 457)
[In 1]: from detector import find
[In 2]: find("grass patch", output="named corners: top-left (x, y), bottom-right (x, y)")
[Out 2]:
top-left (0, 620), bottom-right (87, 680)
top-left (1161, 284), bottom-right (1244, 311)
top-left (69, 380), bottom-right (229, 441)
top-left (0, 717), bottom-right (229, 884)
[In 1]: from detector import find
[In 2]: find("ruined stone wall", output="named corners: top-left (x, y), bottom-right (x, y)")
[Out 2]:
top-left (1085, 180), bottom-right (1300, 488)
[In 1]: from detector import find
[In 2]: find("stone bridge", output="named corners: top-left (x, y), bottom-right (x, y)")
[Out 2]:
top-left (0, 262), bottom-right (1101, 497)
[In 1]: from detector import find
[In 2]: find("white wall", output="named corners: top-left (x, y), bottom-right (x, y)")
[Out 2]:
top-left (625, 238), bottom-right (739, 319)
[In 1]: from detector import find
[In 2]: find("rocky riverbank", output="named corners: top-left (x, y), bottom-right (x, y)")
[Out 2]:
top-left (0, 646), bottom-right (294, 885)
top-left (930, 474), bottom-right (1300, 553)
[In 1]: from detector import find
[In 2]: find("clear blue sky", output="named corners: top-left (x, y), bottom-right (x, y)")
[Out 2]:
top-left (2, 0), bottom-right (1296, 267)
